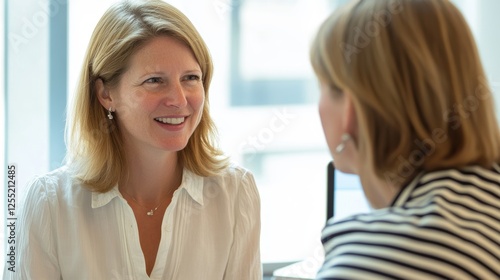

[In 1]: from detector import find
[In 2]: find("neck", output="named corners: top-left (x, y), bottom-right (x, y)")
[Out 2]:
top-left (119, 144), bottom-right (182, 205)
top-left (358, 165), bottom-right (399, 209)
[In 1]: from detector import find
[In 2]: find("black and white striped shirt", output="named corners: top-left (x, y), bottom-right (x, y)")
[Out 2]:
top-left (317, 164), bottom-right (500, 279)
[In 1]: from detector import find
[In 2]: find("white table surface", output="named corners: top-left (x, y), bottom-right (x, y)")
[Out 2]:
top-left (272, 259), bottom-right (322, 280)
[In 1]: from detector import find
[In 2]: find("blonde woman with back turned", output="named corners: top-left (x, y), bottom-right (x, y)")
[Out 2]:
top-left (310, 0), bottom-right (500, 279)
top-left (4, 1), bottom-right (261, 279)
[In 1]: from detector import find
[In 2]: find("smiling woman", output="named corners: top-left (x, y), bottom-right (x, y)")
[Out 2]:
top-left (95, 36), bottom-right (206, 158)
top-left (5, 1), bottom-right (261, 279)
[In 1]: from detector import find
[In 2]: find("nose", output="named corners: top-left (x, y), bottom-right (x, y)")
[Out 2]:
top-left (164, 81), bottom-right (188, 108)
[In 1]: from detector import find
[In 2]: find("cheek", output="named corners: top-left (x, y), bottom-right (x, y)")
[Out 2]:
top-left (319, 95), bottom-right (337, 133)
top-left (194, 90), bottom-right (205, 110)
top-left (318, 95), bottom-right (330, 126)
top-left (190, 89), bottom-right (205, 121)
top-left (318, 94), bottom-right (343, 152)
top-left (113, 89), bottom-right (150, 116)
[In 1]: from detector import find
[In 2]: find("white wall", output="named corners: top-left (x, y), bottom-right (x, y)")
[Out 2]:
top-left (2, 0), bottom-right (52, 272)
top-left (476, 0), bottom-right (500, 115)
top-left (6, 0), bottom-right (51, 188)
top-left (455, 0), bottom-right (500, 117)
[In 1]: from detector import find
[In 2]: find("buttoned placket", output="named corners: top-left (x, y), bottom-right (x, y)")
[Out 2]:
top-left (149, 188), bottom-right (179, 279)
top-left (119, 195), bottom-right (149, 279)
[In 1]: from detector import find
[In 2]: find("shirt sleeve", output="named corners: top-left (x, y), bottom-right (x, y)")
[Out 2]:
top-left (223, 170), bottom-right (262, 280)
top-left (3, 176), bottom-right (62, 280)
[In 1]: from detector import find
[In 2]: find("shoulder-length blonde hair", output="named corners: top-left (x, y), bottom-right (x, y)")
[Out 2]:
top-left (311, 0), bottom-right (500, 185)
top-left (68, 0), bottom-right (228, 192)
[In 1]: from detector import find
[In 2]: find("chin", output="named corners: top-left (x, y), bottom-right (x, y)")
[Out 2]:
top-left (331, 158), bottom-right (358, 175)
top-left (336, 165), bottom-right (357, 175)
top-left (157, 140), bottom-right (189, 152)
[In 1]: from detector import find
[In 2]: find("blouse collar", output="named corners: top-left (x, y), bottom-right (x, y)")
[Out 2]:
top-left (91, 167), bottom-right (205, 209)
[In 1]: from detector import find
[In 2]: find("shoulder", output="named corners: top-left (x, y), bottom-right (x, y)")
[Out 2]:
top-left (199, 162), bottom-right (259, 202)
top-left (319, 210), bottom-right (427, 278)
top-left (205, 162), bottom-right (256, 187)
top-left (16, 167), bottom-right (75, 232)
top-left (321, 208), bottom-right (403, 247)
top-left (396, 165), bottom-right (500, 207)
top-left (20, 165), bottom-right (87, 209)
top-left (24, 165), bottom-right (79, 191)
top-left (22, 166), bottom-right (68, 200)
top-left (218, 162), bottom-right (255, 178)
top-left (319, 165), bottom-right (500, 279)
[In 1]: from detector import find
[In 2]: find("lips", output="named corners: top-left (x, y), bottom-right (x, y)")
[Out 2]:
top-left (154, 117), bottom-right (186, 125)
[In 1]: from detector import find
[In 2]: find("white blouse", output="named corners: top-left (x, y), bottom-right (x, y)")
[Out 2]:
top-left (5, 164), bottom-right (262, 280)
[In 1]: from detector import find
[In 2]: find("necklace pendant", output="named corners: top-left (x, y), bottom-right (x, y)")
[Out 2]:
top-left (147, 210), bottom-right (154, 216)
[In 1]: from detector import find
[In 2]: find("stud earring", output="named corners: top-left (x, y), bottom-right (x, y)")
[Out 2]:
top-left (107, 107), bottom-right (114, 120)
top-left (335, 133), bottom-right (352, 154)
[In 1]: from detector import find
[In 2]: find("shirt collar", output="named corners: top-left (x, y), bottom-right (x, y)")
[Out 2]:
top-left (91, 168), bottom-right (205, 209)
top-left (91, 185), bottom-right (121, 209)
top-left (179, 168), bottom-right (205, 206)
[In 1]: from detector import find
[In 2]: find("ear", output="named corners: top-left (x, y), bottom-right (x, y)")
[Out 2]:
top-left (95, 78), bottom-right (113, 109)
top-left (342, 91), bottom-right (358, 140)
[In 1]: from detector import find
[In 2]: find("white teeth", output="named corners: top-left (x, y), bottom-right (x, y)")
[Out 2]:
top-left (155, 117), bottom-right (185, 125)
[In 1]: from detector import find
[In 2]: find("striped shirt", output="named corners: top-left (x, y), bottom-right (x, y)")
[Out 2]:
top-left (317, 164), bottom-right (500, 279)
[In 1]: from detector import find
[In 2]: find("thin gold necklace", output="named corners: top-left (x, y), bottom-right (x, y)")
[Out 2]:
top-left (122, 191), bottom-right (169, 216)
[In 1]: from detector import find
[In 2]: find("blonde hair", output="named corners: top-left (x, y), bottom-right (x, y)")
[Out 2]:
top-left (311, 0), bottom-right (500, 185)
top-left (68, 0), bottom-right (228, 192)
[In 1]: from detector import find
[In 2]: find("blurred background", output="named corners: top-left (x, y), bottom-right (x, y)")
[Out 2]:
top-left (2, 0), bottom-right (500, 276)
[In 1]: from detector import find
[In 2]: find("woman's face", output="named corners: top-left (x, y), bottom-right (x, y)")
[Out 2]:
top-left (108, 36), bottom-right (205, 154)
top-left (318, 82), bottom-right (357, 173)
top-left (319, 82), bottom-right (393, 209)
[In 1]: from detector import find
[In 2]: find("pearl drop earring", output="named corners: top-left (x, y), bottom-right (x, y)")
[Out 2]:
top-left (107, 107), bottom-right (114, 120)
top-left (335, 133), bottom-right (352, 153)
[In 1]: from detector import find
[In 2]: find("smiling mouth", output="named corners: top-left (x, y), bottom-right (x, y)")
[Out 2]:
top-left (154, 117), bottom-right (186, 125)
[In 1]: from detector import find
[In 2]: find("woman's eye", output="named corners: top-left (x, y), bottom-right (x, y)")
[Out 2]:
top-left (185, 74), bottom-right (201, 81)
top-left (145, 77), bottom-right (162, 84)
